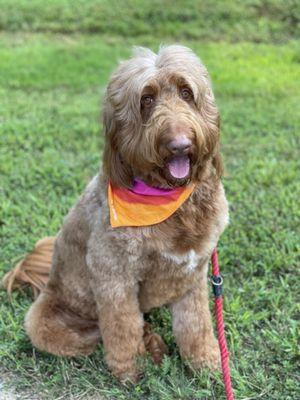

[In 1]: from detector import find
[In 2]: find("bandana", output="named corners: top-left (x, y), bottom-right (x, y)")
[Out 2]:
top-left (108, 179), bottom-right (195, 228)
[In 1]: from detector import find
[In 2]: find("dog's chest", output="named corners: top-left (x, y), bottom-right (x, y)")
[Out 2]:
top-left (162, 249), bottom-right (204, 272)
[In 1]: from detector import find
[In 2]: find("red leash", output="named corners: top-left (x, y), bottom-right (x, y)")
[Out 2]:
top-left (211, 248), bottom-right (235, 400)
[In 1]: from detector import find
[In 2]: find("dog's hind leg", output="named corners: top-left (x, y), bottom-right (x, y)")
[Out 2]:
top-left (25, 292), bottom-right (100, 357)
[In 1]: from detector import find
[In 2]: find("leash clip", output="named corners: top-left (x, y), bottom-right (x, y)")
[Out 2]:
top-left (211, 275), bottom-right (223, 298)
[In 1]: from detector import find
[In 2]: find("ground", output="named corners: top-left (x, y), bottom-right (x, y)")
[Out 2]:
top-left (0, 1), bottom-right (299, 399)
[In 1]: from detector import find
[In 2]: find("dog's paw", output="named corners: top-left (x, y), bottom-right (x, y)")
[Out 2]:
top-left (184, 338), bottom-right (221, 372)
top-left (116, 368), bottom-right (143, 385)
top-left (107, 354), bottom-right (142, 384)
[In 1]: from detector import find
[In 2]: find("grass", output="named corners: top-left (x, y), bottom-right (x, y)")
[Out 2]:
top-left (0, 2), bottom-right (300, 399)
top-left (0, 0), bottom-right (299, 42)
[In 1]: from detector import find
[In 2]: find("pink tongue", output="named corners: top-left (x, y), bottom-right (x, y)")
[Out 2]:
top-left (168, 155), bottom-right (190, 179)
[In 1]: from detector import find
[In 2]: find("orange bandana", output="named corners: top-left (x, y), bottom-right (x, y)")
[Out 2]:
top-left (108, 179), bottom-right (195, 228)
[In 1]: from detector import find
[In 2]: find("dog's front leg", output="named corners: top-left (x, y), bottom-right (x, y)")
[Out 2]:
top-left (91, 278), bottom-right (145, 382)
top-left (170, 271), bottom-right (221, 371)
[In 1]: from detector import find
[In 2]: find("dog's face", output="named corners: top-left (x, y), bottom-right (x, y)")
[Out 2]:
top-left (103, 45), bottom-right (222, 188)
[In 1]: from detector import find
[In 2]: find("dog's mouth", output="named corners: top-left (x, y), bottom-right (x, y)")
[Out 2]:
top-left (167, 155), bottom-right (190, 179)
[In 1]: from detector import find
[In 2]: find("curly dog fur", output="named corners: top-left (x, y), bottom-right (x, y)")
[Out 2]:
top-left (25, 45), bottom-right (229, 382)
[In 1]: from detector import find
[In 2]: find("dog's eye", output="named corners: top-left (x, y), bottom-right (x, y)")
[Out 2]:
top-left (141, 95), bottom-right (155, 108)
top-left (180, 88), bottom-right (193, 101)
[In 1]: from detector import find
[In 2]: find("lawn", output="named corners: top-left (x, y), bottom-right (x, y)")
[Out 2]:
top-left (0, 1), bottom-right (299, 399)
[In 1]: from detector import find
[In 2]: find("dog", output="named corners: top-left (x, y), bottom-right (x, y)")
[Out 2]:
top-left (25, 45), bottom-right (229, 382)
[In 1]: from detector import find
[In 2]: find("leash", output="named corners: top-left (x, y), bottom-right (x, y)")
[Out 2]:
top-left (211, 248), bottom-right (235, 400)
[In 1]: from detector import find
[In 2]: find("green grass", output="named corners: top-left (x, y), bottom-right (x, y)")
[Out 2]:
top-left (0, 2), bottom-right (300, 399)
top-left (0, 0), bottom-right (299, 42)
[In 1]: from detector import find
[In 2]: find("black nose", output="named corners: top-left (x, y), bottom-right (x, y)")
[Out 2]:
top-left (167, 136), bottom-right (192, 154)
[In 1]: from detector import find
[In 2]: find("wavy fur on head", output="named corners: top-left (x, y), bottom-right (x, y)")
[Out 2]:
top-left (22, 45), bottom-right (229, 383)
top-left (103, 45), bottom-right (222, 188)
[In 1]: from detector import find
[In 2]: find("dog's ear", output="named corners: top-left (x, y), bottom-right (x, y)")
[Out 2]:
top-left (102, 99), bottom-right (133, 188)
top-left (212, 142), bottom-right (223, 178)
top-left (200, 86), bottom-right (223, 178)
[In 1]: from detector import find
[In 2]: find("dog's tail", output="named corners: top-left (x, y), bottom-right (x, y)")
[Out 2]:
top-left (2, 237), bottom-right (55, 298)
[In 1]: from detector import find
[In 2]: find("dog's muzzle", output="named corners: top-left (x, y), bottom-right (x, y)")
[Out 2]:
top-left (166, 135), bottom-right (192, 179)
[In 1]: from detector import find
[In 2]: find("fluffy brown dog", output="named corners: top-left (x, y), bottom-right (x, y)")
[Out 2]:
top-left (25, 45), bottom-right (229, 382)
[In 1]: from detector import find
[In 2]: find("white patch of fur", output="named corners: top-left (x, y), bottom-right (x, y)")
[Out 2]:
top-left (218, 185), bottom-right (230, 230)
top-left (86, 174), bottom-right (98, 191)
top-left (163, 250), bottom-right (202, 273)
top-left (84, 175), bottom-right (102, 229)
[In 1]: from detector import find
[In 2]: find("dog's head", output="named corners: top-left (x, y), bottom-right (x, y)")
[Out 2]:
top-left (103, 45), bottom-right (222, 188)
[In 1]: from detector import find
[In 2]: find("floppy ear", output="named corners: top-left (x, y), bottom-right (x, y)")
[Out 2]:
top-left (102, 98), bottom-right (133, 188)
top-left (200, 85), bottom-right (223, 178)
top-left (212, 142), bottom-right (223, 178)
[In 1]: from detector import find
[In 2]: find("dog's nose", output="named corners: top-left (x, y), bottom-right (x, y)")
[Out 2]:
top-left (167, 136), bottom-right (192, 154)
